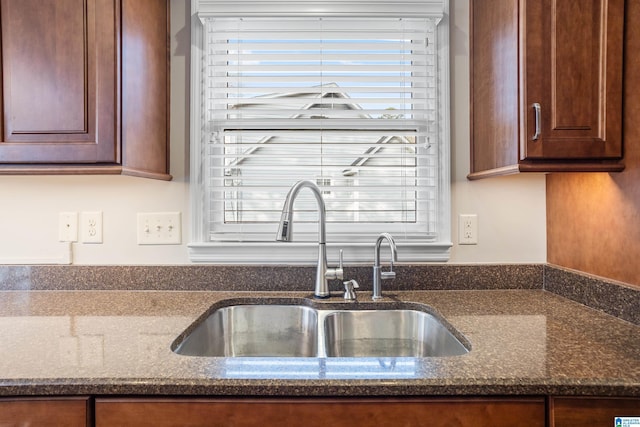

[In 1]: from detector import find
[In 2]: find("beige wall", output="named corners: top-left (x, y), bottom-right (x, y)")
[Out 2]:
top-left (0, 0), bottom-right (546, 266)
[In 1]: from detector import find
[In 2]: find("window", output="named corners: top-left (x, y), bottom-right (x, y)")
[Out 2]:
top-left (190, 1), bottom-right (451, 263)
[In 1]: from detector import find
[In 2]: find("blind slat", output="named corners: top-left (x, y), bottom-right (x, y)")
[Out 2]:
top-left (213, 76), bottom-right (428, 83)
top-left (216, 87), bottom-right (425, 95)
top-left (209, 121), bottom-right (434, 131)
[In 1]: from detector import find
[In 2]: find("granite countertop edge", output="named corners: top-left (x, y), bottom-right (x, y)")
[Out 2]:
top-left (0, 378), bottom-right (637, 398)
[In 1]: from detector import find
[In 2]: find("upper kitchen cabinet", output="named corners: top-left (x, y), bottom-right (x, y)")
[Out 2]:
top-left (469, 0), bottom-right (625, 179)
top-left (0, 0), bottom-right (171, 180)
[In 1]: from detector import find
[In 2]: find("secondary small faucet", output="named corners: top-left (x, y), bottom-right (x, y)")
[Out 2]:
top-left (372, 232), bottom-right (398, 300)
top-left (276, 180), bottom-right (343, 298)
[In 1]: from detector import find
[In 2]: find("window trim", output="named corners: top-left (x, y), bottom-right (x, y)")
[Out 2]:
top-left (189, 0), bottom-right (452, 264)
top-left (193, 0), bottom-right (448, 18)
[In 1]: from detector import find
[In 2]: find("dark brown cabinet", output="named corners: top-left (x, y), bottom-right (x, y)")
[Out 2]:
top-left (95, 397), bottom-right (546, 427)
top-left (0, 397), bottom-right (90, 427)
top-left (549, 397), bottom-right (640, 427)
top-left (469, 0), bottom-right (625, 179)
top-left (3, 395), bottom-right (638, 426)
top-left (0, 0), bottom-right (171, 180)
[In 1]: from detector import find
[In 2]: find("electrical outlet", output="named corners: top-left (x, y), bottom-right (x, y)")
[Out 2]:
top-left (81, 211), bottom-right (103, 244)
top-left (137, 212), bottom-right (182, 245)
top-left (458, 214), bottom-right (478, 245)
top-left (59, 212), bottom-right (78, 242)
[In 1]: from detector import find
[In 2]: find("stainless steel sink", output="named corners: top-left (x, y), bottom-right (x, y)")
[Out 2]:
top-left (172, 300), bottom-right (470, 358)
top-left (323, 309), bottom-right (469, 357)
top-left (173, 304), bottom-right (318, 357)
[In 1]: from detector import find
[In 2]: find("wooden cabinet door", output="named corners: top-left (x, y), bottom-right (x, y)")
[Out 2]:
top-left (0, 0), bottom-right (117, 164)
top-left (95, 397), bottom-right (545, 427)
top-left (549, 397), bottom-right (640, 427)
top-left (522, 0), bottom-right (624, 160)
top-left (0, 397), bottom-right (89, 427)
top-left (469, 0), bottom-right (625, 178)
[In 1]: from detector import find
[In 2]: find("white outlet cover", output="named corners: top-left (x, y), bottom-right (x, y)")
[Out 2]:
top-left (81, 211), bottom-right (103, 244)
top-left (458, 214), bottom-right (478, 245)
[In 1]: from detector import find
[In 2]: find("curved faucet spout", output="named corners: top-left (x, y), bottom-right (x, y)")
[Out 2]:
top-left (373, 232), bottom-right (398, 300)
top-left (374, 232), bottom-right (398, 267)
top-left (276, 180), bottom-right (340, 298)
top-left (276, 180), bottom-right (326, 244)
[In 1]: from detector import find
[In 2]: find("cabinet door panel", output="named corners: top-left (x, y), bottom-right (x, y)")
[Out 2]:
top-left (524, 0), bottom-right (624, 160)
top-left (6, 2), bottom-right (86, 134)
top-left (0, 0), bottom-right (117, 163)
top-left (95, 398), bottom-right (545, 427)
top-left (550, 397), bottom-right (640, 427)
top-left (0, 397), bottom-right (89, 427)
top-left (551, 1), bottom-right (599, 131)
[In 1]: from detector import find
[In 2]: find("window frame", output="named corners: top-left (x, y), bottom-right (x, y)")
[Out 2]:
top-left (189, 0), bottom-right (452, 264)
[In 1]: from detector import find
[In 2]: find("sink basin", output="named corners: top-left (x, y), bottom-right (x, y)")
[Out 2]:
top-left (172, 300), bottom-right (470, 358)
top-left (173, 304), bottom-right (318, 357)
top-left (323, 309), bottom-right (469, 357)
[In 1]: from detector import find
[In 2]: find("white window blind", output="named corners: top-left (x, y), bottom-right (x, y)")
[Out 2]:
top-left (205, 17), bottom-right (440, 244)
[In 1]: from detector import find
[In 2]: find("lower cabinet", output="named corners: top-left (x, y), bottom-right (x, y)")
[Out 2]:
top-left (0, 397), bottom-right (89, 427)
top-left (549, 397), bottom-right (640, 427)
top-left (94, 397), bottom-right (545, 427)
top-left (2, 395), bottom-right (638, 426)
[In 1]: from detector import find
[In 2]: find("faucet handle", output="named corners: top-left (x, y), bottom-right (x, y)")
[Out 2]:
top-left (381, 253), bottom-right (395, 280)
top-left (384, 257), bottom-right (395, 279)
top-left (381, 271), bottom-right (396, 280)
top-left (326, 249), bottom-right (344, 280)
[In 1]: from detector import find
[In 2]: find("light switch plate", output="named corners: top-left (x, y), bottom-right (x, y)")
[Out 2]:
top-left (137, 212), bottom-right (181, 245)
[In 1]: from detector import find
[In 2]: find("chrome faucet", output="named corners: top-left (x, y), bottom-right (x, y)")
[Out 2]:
top-left (372, 232), bottom-right (398, 300)
top-left (276, 180), bottom-right (343, 298)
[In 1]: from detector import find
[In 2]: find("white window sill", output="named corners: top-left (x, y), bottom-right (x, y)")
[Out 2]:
top-left (188, 241), bottom-right (452, 264)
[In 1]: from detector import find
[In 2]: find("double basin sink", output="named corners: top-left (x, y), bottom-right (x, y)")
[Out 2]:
top-left (172, 299), bottom-right (470, 358)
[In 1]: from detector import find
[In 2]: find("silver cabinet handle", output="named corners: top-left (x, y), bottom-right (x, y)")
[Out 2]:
top-left (532, 103), bottom-right (541, 141)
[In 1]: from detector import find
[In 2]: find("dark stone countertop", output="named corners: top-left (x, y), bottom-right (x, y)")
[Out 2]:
top-left (0, 289), bottom-right (637, 397)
